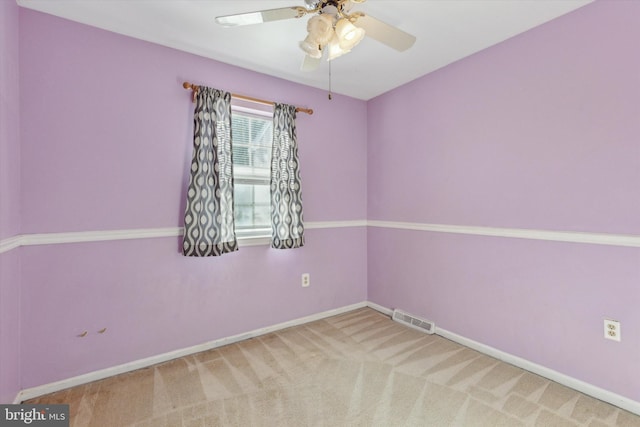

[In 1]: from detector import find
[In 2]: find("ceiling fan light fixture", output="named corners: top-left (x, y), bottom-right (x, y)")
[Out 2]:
top-left (327, 33), bottom-right (349, 61)
top-left (304, 0), bottom-right (320, 9)
top-left (335, 18), bottom-right (365, 50)
top-left (299, 35), bottom-right (323, 59)
top-left (307, 14), bottom-right (334, 45)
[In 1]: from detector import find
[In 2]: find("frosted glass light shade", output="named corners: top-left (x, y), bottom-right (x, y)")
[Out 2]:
top-left (327, 34), bottom-right (349, 61)
top-left (335, 18), bottom-right (365, 51)
top-left (299, 35), bottom-right (322, 59)
top-left (307, 14), bottom-right (334, 45)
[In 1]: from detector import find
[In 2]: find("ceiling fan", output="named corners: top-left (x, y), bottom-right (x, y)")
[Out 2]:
top-left (215, 0), bottom-right (416, 71)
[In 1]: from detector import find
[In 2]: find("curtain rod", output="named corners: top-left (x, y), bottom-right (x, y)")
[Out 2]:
top-left (182, 82), bottom-right (313, 115)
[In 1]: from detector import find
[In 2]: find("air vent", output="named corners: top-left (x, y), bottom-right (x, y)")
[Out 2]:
top-left (392, 309), bottom-right (435, 334)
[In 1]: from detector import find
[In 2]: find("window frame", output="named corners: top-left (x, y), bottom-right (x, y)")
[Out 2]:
top-left (231, 105), bottom-right (273, 244)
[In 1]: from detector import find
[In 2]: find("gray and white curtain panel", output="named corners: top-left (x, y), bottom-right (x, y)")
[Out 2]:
top-left (183, 87), bottom-right (238, 257)
top-left (271, 103), bottom-right (305, 249)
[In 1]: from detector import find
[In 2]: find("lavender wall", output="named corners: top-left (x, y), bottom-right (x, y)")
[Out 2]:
top-left (18, 9), bottom-right (367, 388)
top-left (10, 0), bottom-right (640, 406)
top-left (0, 0), bottom-right (22, 404)
top-left (368, 0), bottom-right (640, 402)
top-left (0, 1), bottom-right (21, 240)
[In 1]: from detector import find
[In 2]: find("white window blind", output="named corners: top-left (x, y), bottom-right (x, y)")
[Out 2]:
top-left (232, 107), bottom-right (272, 238)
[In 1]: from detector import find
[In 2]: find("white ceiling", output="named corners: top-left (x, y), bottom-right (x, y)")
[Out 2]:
top-left (17, 0), bottom-right (594, 100)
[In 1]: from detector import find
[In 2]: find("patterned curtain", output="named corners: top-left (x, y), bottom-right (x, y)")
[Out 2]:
top-left (271, 103), bottom-right (304, 249)
top-left (182, 87), bottom-right (238, 257)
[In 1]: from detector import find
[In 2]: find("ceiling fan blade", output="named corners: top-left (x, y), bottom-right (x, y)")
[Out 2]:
top-left (301, 54), bottom-right (321, 72)
top-left (354, 14), bottom-right (416, 52)
top-left (216, 6), bottom-right (307, 27)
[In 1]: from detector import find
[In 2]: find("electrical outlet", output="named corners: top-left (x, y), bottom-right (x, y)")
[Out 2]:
top-left (301, 273), bottom-right (310, 287)
top-left (604, 319), bottom-right (621, 342)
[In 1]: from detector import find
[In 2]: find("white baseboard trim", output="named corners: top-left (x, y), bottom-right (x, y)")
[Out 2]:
top-left (365, 302), bottom-right (640, 416)
top-left (437, 327), bottom-right (640, 416)
top-left (15, 301), bottom-right (367, 403)
top-left (278, 300), bottom-right (640, 414)
top-left (14, 301), bottom-right (640, 416)
top-left (366, 301), bottom-right (394, 316)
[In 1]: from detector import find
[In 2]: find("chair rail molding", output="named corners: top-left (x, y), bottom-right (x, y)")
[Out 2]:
top-left (367, 220), bottom-right (640, 248)
top-left (2, 220), bottom-right (639, 253)
top-left (0, 221), bottom-right (368, 253)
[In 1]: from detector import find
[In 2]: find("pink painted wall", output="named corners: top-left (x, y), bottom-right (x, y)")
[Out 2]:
top-left (368, 0), bottom-right (640, 401)
top-left (0, 0), bottom-right (22, 404)
top-left (20, 228), bottom-right (366, 387)
top-left (19, 12), bottom-right (366, 234)
top-left (0, 0), bottom-right (21, 239)
top-left (18, 9), bottom-right (367, 388)
top-left (9, 0), bottom-right (640, 407)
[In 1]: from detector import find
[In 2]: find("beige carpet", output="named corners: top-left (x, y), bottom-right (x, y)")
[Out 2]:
top-left (27, 308), bottom-right (640, 426)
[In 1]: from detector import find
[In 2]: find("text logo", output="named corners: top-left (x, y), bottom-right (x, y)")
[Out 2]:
top-left (0, 405), bottom-right (69, 426)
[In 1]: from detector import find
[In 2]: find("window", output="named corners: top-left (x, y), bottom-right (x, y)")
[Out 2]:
top-left (232, 106), bottom-right (272, 239)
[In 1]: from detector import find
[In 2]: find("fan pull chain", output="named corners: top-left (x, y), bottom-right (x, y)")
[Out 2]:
top-left (328, 60), bottom-right (332, 100)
